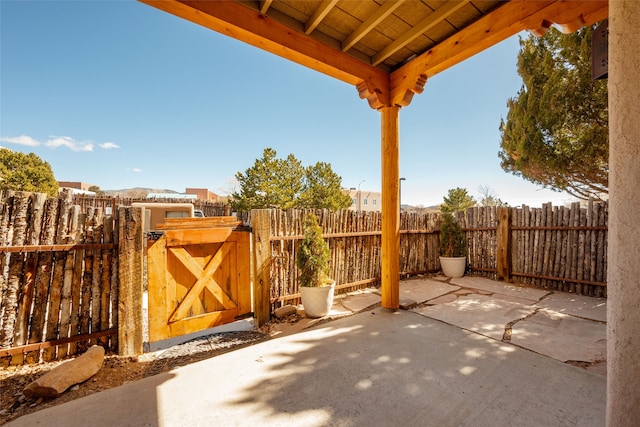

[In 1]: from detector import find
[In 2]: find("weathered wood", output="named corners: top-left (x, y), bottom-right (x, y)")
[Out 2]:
top-left (1, 193), bottom-right (30, 349)
top-left (68, 247), bottom-right (84, 356)
top-left (99, 250), bottom-right (112, 346)
top-left (252, 209), bottom-right (272, 326)
top-left (0, 193), bottom-right (12, 336)
top-left (12, 193), bottom-right (47, 364)
top-left (23, 198), bottom-right (59, 364)
top-left (1, 329), bottom-right (115, 357)
top-left (496, 207), bottom-right (511, 281)
top-left (117, 207), bottom-right (144, 356)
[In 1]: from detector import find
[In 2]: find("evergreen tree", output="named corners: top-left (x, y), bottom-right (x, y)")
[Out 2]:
top-left (298, 162), bottom-right (352, 210)
top-left (499, 25), bottom-right (608, 200)
top-left (231, 148), bottom-right (304, 211)
top-left (440, 187), bottom-right (475, 213)
top-left (231, 148), bottom-right (350, 211)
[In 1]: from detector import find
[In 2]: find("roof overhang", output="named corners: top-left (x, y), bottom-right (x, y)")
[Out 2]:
top-left (139, 0), bottom-right (608, 108)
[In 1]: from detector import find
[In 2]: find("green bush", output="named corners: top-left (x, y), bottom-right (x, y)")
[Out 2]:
top-left (440, 213), bottom-right (466, 257)
top-left (296, 213), bottom-right (331, 287)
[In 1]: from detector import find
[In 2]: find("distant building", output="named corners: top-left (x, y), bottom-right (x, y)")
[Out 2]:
top-left (58, 181), bottom-right (95, 191)
top-left (185, 188), bottom-right (220, 202)
top-left (58, 181), bottom-right (96, 196)
top-left (343, 188), bottom-right (381, 212)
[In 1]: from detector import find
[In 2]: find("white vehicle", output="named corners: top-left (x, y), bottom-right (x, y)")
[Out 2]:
top-left (131, 202), bottom-right (195, 232)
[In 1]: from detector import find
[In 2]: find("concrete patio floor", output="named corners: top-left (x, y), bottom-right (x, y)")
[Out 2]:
top-left (7, 276), bottom-right (607, 426)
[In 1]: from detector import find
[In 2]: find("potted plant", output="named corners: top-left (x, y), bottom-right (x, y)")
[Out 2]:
top-left (439, 212), bottom-right (467, 278)
top-left (296, 213), bottom-right (335, 318)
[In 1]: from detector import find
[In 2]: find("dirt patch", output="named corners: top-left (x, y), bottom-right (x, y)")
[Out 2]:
top-left (0, 328), bottom-right (275, 425)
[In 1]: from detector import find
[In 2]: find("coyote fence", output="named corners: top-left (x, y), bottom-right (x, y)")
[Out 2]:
top-left (0, 191), bottom-right (120, 366)
top-left (252, 201), bottom-right (608, 316)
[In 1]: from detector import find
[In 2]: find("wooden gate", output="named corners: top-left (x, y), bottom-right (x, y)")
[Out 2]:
top-left (147, 217), bottom-right (251, 344)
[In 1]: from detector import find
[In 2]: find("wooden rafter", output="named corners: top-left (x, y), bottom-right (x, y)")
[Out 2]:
top-left (372, 0), bottom-right (470, 66)
top-left (305, 0), bottom-right (339, 35)
top-left (259, 0), bottom-right (273, 16)
top-left (341, 0), bottom-right (405, 52)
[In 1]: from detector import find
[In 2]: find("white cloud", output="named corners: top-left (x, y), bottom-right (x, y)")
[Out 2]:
top-left (99, 142), bottom-right (119, 149)
top-left (1, 134), bottom-right (118, 152)
top-left (45, 136), bottom-right (94, 152)
top-left (132, 168), bottom-right (142, 173)
top-left (0, 135), bottom-right (40, 147)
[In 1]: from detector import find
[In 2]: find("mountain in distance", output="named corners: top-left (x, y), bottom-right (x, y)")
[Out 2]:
top-left (102, 187), bottom-right (180, 198)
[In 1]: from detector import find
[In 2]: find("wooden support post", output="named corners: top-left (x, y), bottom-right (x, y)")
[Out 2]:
top-left (117, 207), bottom-right (143, 356)
top-left (381, 106), bottom-right (400, 310)
top-left (252, 209), bottom-right (272, 326)
top-left (496, 207), bottom-right (512, 282)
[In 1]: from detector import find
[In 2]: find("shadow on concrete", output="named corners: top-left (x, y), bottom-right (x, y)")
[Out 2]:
top-left (224, 308), bottom-right (605, 426)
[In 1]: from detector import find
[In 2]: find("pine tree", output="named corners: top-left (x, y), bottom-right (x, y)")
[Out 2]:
top-left (499, 25), bottom-right (608, 200)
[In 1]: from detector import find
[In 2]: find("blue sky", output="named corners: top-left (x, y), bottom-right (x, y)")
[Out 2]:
top-left (1, 0), bottom-right (575, 208)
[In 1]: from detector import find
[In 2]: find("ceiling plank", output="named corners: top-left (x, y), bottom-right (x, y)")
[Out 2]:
top-left (305, 0), bottom-right (340, 35)
top-left (140, 0), bottom-right (389, 105)
top-left (342, 0), bottom-right (406, 52)
top-left (372, 0), bottom-right (470, 66)
top-left (390, 0), bottom-right (608, 106)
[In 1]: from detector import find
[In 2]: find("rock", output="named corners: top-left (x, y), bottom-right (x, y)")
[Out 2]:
top-left (274, 305), bottom-right (297, 318)
top-left (23, 345), bottom-right (105, 398)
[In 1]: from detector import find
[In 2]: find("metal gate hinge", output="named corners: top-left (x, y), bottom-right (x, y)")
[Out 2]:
top-left (147, 231), bottom-right (164, 241)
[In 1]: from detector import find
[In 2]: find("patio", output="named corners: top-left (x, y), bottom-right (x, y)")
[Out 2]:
top-left (7, 277), bottom-right (606, 426)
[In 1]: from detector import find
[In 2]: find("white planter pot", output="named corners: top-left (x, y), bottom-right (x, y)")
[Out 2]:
top-left (439, 256), bottom-right (466, 278)
top-left (300, 281), bottom-right (336, 318)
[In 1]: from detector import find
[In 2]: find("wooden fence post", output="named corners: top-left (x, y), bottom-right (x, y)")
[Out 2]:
top-left (496, 207), bottom-right (512, 282)
top-left (117, 206), bottom-right (143, 356)
top-left (252, 209), bottom-right (272, 327)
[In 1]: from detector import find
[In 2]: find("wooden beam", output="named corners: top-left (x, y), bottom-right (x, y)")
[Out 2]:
top-left (390, 0), bottom-right (608, 106)
top-left (139, 0), bottom-right (389, 105)
top-left (496, 207), bottom-right (512, 282)
top-left (252, 209), bottom-right (272, 326)
top-left (372, 0), bottom-right (470, 66)
top-left (342, 0), bottom-right (405, 52)
top-left (305, 0), bottom-right (339, 35)
top-left (117, 207), bottom-right (144, 356)
top-left (380, 106), bottom-right (400, 310)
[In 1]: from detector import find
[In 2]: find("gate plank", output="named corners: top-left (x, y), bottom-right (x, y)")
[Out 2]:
top-left (147, 236), bottom-right (169, 344)
top-left (235, 231), bottom-right (252, 316)
top-left (167, 310), bottom-right (237, 337)
top-left (164, 228), bottom-right (234, 247)
top-left (168, 244), bottom-right (235, 322)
